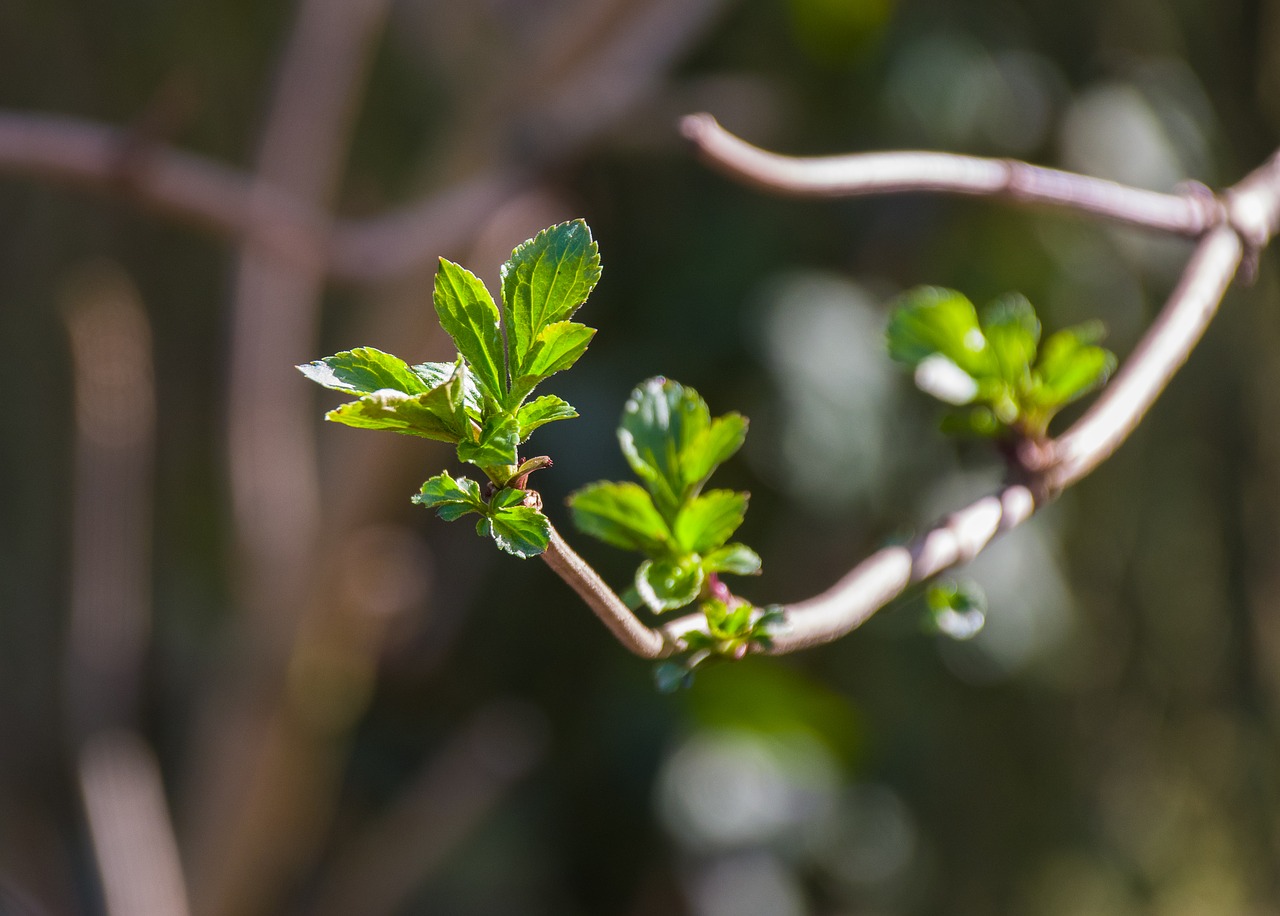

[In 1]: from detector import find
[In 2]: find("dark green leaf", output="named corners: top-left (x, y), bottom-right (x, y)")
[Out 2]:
top-left (457, 411), bottom-right (519, 467)
top-left (635, 557), bottom-right (704, 613)
top-left (298, 347), bottom-right (429, 396)
top-left (673, 489), bottom-right (748, 554)
top-left (567, 481), bottom-right (672, 555)
top-left (654, 661), bottom-right (694, 693)
top-left (488, 505), bottom-right (551, 558)
top-left (325, 387), bottom-right (468, 441)
top-left (618, 378), bottom-right (711, 517)
top-left (702, 543), bottom-right (762, 576)
top-left (938, 406), bottom-right (1002, 438)
top-left (501, 220), bottom-right (601, 379)
top-left (516, 395), bottom-right (578, 440)
top-left (886, 287), bottom-right (994, 378)
top-left (433, 257), bottom-right (507, 399)
top-left (412, 472), bottom-right (487, 521)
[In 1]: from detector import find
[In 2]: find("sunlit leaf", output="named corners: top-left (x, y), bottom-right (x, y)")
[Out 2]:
top-left (510, 321), bottom-right (596, 401)
top-left (516, 394), bottom-right (578, 440)
top-left (702, 542), bottom-right (762, 576)
top-left (488, 505), bottom-right (551, 558)
top-left (673, 489), bottom-right (748, 554)
top-left (325, 387), bottom-right (468, 441)
top-left (501, 219), bottom-right (601, 380)
top-left (412, 472), bottom-right (487, 521)
top-left (433, 257), bottom-right (507, 400)
top-left (980, 293), bottom-right (1040, 387)
top-left (567, 481), bottom-right (672, 555)
top-left (618, 377), bottom-right (712, 518)
top-left (298, 347), bottom-right (429, 396)
top-left (457, 411), bottom-right (519, 467)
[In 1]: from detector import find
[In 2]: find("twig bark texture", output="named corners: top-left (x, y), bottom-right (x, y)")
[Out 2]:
top-left (539, 115), bottom-right (1280, 660)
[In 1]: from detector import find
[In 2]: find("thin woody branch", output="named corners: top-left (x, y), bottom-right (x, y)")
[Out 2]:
top-left (540, 124), bottom-right (1280, 660)
top-left (680, 113), bottom-right (1222, 237)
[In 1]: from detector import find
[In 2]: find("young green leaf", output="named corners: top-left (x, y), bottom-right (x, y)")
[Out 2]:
top-left (516, 395), bottom-right (578, 440)
top-left (618, 378), bottom-right (712, 518)
top-left (433, 257), bottom-right (507, 400)
top-left (567, 481), bottom-right (672, 555)
top-left (501, 219), bottom-right (601, 381)
top-left (980, 294), bottom-right (1040, 386)
top-left (673, 489), bottom-right (748, 554)
top-left (325, 386), bottom-right (469, 441)
top-left (298, 347), bottom-right (430, 396)
top-left (635, 557), bottom-right (704, 613)
top-left (456, 411), bottom-right (519, 467)
top-left (412, 472), bottom-right (487, 520)
top-left (488, 504), bottom-right (551, 558)
top-left (887, 287), bottom-right (994, 378)
top-left (702, 543), bottom-right (762, 576)
top-left (412, 359), bottom-right (483, 415)
top-left (509, 322), bottom-right (596, 401)
top-left (681, 413), bottom-right (748, 494)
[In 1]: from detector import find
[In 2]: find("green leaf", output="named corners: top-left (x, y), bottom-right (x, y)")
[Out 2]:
top-left (635, 557), bottom-right (704, 613)
top-left (673, 489), bottom-right (748, 554)
top-left (980, 293), bottom-right (1040, 386)
top-left (681, 414), bottom-right (748, 495)
top-left (1031, 323), bottom-right (1116, 409)
top-left (412, 472), bottom-right (487, 521)
top-left (886, 287), bottom-right (994, 378)
top-left (298, 347), bottom-right (430, 396)
top-left (413, 360), bottom-right (482, 415)
top-left (516, 395), bottom-right (578, 440)
top-left (702, 543), bottom-right (762, 576)
top-left (457, 411), bottom-right (519, 467)
top-left (618, 378), bottom-right (711, 518)
top-left (488, 505), bottom-right (551, 558)
top-left (501, 219), bottom-right (601, 380)
top-left (510, 322), bottom-right (596, 400)
top-left (567, 481), bottom-right (672, 555)
top-left (433, 257), bottom-right (507, 399)
top-left (325, 387), bottom-right (467, 441)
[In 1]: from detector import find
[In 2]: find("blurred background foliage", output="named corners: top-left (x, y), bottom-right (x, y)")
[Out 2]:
top-left (3, 0), bottom-right (1280, 914)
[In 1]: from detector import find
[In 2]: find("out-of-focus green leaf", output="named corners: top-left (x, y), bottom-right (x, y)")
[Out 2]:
top-left (516, 395), bottom-right (578, 440)
top-left (568, 481), bottom-right (671, 555)
top-left (298, 347), bottom-right (429, 396)
top-left (635, 557), bottom-right (704, 613)
top-left (673, 489), bottom-right (748, 554)
top-left (433, 257), bottom-right (507, 400)
top-left (702, 543), bottom-right (762, 576)
top-left (981, 293), bottom-right (1040, 386)
top-left (457, 411), bottom-right (519, 467)
top-left (887, 287), bottom-right (993, 378)
top-left (412, 472), bottom-right (486, 520)
top-left (501, 219), bottom-right (601, 380)
top-left (1031, 323), bottom-right (1117, 409)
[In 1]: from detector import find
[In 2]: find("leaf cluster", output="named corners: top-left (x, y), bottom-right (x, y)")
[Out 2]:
top-left (654, 603), bottom-right (786, 692)
top-left (568, 378), bottom-right (760, 613)
top-left (887, 287), bottom-right (1116, 440)
top-left (298, 220), bottom-right (601, 556)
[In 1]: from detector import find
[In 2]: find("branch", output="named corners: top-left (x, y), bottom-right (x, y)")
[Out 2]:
top-left (680, 113), bottom-right (1222, 237)
top-left (540, 125), bottom-right (1280, 660)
